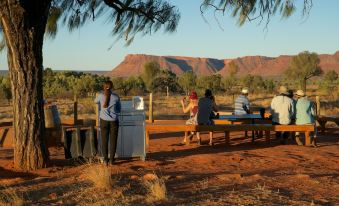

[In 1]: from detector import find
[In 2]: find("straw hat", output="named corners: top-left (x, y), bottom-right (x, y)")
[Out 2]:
top-left (295, 90), bottom-right (305, 97)
top-left (241, 88), bottom-right (249, 94)
top-left (279, 86), bottom-right (289, 95)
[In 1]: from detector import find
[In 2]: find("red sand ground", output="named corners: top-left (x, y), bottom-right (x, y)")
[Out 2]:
top-left (0, 129), bottom-right (338, 205)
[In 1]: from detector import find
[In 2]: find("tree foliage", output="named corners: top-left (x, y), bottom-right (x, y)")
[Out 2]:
top-left (284, 51), bottom-right (323, 92)
top-left (319, 70), bottom-right (338, 97)
top-left (0, 75), bottom-right (11, 101)
top-left (142, 61), bottom-right (161, 91)
top-left (201, 0), bottom-right (313, 26)
top-left (178, 71), bottom-right (197, 94)
top-left (43, 69), bottom-right (109, 98)
top-left (150, 70), bottom-right (181, 94)
top-left (51, 0), bottom-right (180, 45)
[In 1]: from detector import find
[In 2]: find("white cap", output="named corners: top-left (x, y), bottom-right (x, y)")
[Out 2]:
top-left (241, 88), bottom-right (249, 94)
top-left (295, 90), bottom-right (305, 97)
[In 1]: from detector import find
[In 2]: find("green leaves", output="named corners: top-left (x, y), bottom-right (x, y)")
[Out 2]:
top-left (52, 0), bottom-right (180, 45)
top-left (201, 0), bottom-right (312, 27)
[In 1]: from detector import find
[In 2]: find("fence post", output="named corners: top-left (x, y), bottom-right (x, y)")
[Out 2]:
top-left (315, 96), bottom-right (321, 116)
top-left (73, 94), bottom-right (78, 125)
top-left (149, 93), bottom-right (153, 123)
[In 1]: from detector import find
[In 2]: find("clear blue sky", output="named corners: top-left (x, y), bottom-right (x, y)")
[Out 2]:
top-left (1, 0), bottom-right (339, 71)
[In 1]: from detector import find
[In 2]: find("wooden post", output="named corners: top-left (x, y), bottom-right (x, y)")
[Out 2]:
top-left (145, 130), bottom-right (150, 150)
top-left (73, 95), bottom-right (78, 125)
top-left (316, 96), bottom-right (320, 116)
top-left (149, 93), bottom-right (153, 123)
top-left (184, 131), bottom-right (189, 145)
top-left (265, 131), bottom-right (270, 142)
top-left (305, 131), bottom-right (311, 146)
top-left (224, 131), bottom-right (230, 146)
top-left (166, 86), bottom-right (169, 98)
top-left (95, 92), bottom-right (100, 127)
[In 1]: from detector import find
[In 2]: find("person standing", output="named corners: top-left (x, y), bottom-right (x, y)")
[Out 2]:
top-left (295, 90), bottom-right (317, 147)
top-left (94, 80), bottom-right (121, 165)
top-left (270, 86), bottom-right (295, 144)
top-left (180, 91), bottom-right (199, 144)
top-left (234, 88), bottom-right (250, 115)
top-left (197, 89), bottom-right (218, 145)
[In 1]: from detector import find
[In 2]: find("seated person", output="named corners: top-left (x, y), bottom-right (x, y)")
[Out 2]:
top-left (197, 89), bottom-right (218, 145)
top-left (270, 86), bottom-right (295, 144)
top-left (234, 88), bottom-right (250, 115)
top-left (180, 91), bottom-right (199, 144)
top-left (295, 90), bottom-right (317, 147)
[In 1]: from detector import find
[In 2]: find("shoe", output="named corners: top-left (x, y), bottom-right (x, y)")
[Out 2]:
top-left (295, 136), bottom-right (303, 146)
top-left (311, 137), bottom-right (317, 148)
top-left (280, 139), bottom-right (287, 145)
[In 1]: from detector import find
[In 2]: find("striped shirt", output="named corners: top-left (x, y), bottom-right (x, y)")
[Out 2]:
top-left (234, 95), bottom-right (250, 115)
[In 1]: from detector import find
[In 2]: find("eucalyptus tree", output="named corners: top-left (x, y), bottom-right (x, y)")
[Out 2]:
top-left (285, 51), bottom-right (322, 93)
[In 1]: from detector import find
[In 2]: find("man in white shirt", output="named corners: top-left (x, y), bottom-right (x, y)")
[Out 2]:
top-left (270, 86), bottom-right (295, 144)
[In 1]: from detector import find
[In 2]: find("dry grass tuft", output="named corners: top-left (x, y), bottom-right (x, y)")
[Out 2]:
top-left (143, 174), bottom-right (167, 203)
top-left (83, 164), bottom-right (113, 190)
top-left (0, 188), bottom-right (25, 206)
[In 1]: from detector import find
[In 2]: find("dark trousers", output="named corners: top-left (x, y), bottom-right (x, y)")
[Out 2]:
top-left (100, 119), bottom-right (119, 162)
top-left (273, 122), bottom-right (290, 139)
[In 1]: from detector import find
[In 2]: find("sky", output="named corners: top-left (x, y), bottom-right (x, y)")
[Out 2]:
top-left (1, 0), bottom-right (339, 71)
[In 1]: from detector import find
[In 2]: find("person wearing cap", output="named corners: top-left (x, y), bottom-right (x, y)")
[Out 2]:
top-left (234, 88), bottom-right (250, 115)
top-left (295, 90), bottom-right (317, 147)
top-left (197, 89), bottom-right (218, 145)
top-left (270, 86), bottom-right (295, 144)
top-left (180, 91), bottom-right (199, 144)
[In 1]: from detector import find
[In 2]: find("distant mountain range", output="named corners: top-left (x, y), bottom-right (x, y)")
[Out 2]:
top-left (109, 51), bottom-right (339, 77)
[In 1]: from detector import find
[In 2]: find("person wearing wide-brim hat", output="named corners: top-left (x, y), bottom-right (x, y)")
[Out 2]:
top-left (294, 90), bottom-right (317, 147)
top-left (270, 86), bottom-right (295, 144)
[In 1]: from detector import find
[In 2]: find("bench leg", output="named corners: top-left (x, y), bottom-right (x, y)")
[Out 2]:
top-left (196, 132), bottom-right (201, 145)
top-left (184, 131), bottom-right (189, 146)
top-left (209, 132), bottom-right (213, 146)
top-left (305, 131), bottom-right (311, 146)
top-left (265, 131), bottom-right (270, 142)
top-left (224, 131), bottom-right (230, 146)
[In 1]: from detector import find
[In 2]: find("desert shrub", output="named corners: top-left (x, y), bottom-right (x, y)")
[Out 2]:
top-left (83, 164), bottom-right (113, 190)
top-left (0, 187), bottom-right (25, 206)
top-left (143, 174), bottom-right (167, 202)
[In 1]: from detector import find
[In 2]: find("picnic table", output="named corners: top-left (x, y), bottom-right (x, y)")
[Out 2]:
top-left (317, 116), bottom-right (339, 132)
top-left (219, 114), bottom-right (266, 142)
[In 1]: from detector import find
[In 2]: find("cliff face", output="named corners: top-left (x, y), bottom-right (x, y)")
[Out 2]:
top-left (109, 52), bottom-right (339, 77)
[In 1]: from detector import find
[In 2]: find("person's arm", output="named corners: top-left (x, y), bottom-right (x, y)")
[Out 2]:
top-left (243, 98), bottom-right (250, 114)
top-left (181, 100), bottom-right (191, 113)
top-left (94, 93), bottom-right (100, 104)
top-left (212, 101), bottom-right (218, 112)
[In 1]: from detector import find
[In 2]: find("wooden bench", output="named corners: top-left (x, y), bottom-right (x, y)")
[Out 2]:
top-left (317, 116), bottom-right (339, 132)
top-left (145, 124), bottom-right (315, 147)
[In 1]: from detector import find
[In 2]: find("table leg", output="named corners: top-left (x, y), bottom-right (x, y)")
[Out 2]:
top-left (225, 131), bottom-right (230, 146)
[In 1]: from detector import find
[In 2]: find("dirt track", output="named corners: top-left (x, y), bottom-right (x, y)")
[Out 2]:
top-left (0, 129), bottom-right (338, 205)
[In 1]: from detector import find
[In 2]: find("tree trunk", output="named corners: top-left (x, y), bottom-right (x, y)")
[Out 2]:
top-left (303, 78), bottom-right (307, 94)
top-left (0, 0), bottom-right (51, 170)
